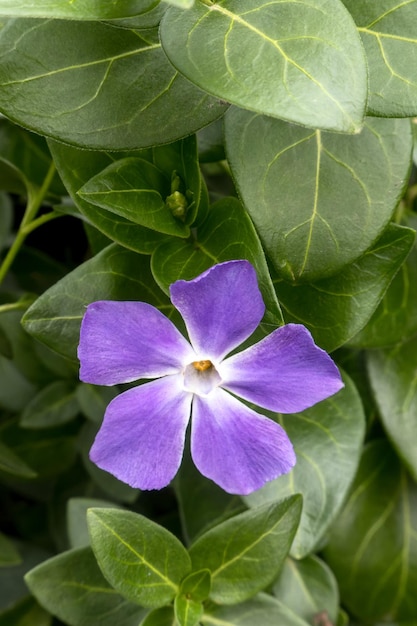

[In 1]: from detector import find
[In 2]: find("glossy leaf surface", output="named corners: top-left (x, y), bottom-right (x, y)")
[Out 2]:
top-left (226, 109), bottom-right (412, 281)
top-left (161, 0), bottom-right (367, 132)
top-left (88, 508), bottom-right (191, 608)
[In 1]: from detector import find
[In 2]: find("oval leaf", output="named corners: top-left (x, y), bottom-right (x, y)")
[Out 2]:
top-left (189, 496), bottom-right (302, 605)
top-left (343, 0), bottom-right (417, 116)
top-left (245, 373), bottom-right (365, 558)
top-left (367, 334), bottom-right (417, 481)
top-left (25, 546), bottom-right (147, 626)
top-left (203, 593), bottom-right (310, 626)
top-left (160, 0), bottom-right (367, 132)
top-left (88, 508), bottom-right (191, 608)
top-left (20, 381), bottom-right (79, 429)
top-left (225, 108), bottom-right (412, 281)
top-left (0, 0), bottom-right (158, 19)
top-left (0, 19), bottom-right (227, 150)
top-left (323, 440), bottom-right (417, 622)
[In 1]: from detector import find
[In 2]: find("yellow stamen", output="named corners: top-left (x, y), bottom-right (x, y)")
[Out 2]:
top-left (192, 360), bottom-right (212, 372)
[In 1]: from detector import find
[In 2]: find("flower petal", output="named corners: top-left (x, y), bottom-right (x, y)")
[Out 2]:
top-left (169, 260), bottom-right (265, 361)
top-left (220, 324), bottom-right (344, 413)
top-left (90, 375), bottom-right (192, 490)
top-left (191, 387), bottom-right (295, 495)
top-left (78, 300), bottom-right (195, 385)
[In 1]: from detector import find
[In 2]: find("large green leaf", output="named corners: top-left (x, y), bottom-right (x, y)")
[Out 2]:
top-left (22, 244), bottom-right (171, 361)
top-left (323, 440), bottom-right (417, 622)
top-left (272, 555), bottom-right (339, 624)
top-left (0, 0), bottom-right (158, 19)
top-left (343, 0), bottom-right (417, 116)
top-left (202, 593), bottom-right (309, 626)
top-left (350, 216), bottom-right (417, 348)
top-left (189, 496), bottom-right (302, 605)
top-left (160, 0), bottom-right (367, 132)
top-left (245, 373), bottom-right (365, 558)
top-left (367, 335), bottom-right (417, 481)
top-left (20, 381), bottom-right (80, 429)
top-left (225, 109), bottom-right (412, 281)
top-left (274, 224), bottom-right (416, 352)
top-left (88, 508), bottom-right (191, 608)
top-left (151, 197), bottom-right (283, 326)
top-left (0, 19), bottom-right (227, 150)
top-left (25, 547), bottom-right (147, 626)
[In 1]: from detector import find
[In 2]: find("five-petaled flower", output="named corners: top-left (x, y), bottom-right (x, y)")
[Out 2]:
top-left (78, 260), bottom-right (343, 495)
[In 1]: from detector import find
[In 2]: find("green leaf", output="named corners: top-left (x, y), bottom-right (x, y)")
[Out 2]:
top-left (202, 593), bottom-right (310, 626)
top-left (0, 596), bottom-right (51, 626)
top-left (160, 0), bottom-right (367, 132)
top-left (245, 373), bottom-right (365, 558)
top-left (0, 19), bottom-right (227, 150)
top-left (88, 508), bottom-right (192, 608)
top-left (0, 532), bottom-right (21, 566)
top-left (179, 570), bottom-right (211, 602)
top-left (343, 0), bottom-right (417, 116)
top-left (106, 4), bottom-right (167, 30)
top-left (0, 356), bottom-right (36, 411)
top-left (25, 546), bottom-right (147, 626)
top-left (367, 334), bottom-right (417, 481)
top-left (323, 440), bottom-right (417, 622)
top-left (20, 381), bottom-right (79, 429)
top-left (225, 109), bottom-right (412, 282)
top-left (272, 555), bottom-right (339, 624)
top-left (22, 244), bottom-right (171, 361)
top-left (350, 216), bottom-right (417, 348)
top-left (78, 158), bottom-right (188, 238)
top-left (48, 141), bottom-right (166, 255)
top-left (76, 383), bottom-right (117, 424)
top-left (274, 224), bottom-right (416, 352)
top-left (0, 439), bottom-right (36, 478)
top-left (67, 497), bottom-right (123, 550)
top-left (140, 606), bottom-right (175, 626)
top-left (0, 0), bottom-right (158, 19)
top-left (174, 594), bottom-right (203, 626)
top-left (163, 0), bottom-right (194, 7)
top-left (189, 496), bottom-right (302, 605)
top-left (0, 542), bottom-right (51, 612)
top-left (151, 197), bottom-right (283, 326)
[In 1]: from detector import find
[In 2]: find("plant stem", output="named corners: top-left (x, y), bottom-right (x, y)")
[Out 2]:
top-left (0, 162), bottom-right (59, 286)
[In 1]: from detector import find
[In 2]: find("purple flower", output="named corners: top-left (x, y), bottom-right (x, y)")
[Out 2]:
top-left (78, 260), bottom-right (343, 495)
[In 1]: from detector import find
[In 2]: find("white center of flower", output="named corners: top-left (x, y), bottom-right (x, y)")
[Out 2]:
top-left (183, 359), bottom-right (222, 396)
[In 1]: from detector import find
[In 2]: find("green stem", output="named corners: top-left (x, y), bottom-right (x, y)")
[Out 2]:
top-left (0, 162), bottom-right (58, 286)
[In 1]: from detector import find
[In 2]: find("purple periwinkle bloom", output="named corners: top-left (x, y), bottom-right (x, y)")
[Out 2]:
top-left (78, 260), bottom-right (343, 495)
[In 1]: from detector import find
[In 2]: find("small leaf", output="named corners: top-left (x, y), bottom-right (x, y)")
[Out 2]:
top-left (343, 0), bottom-right (417, 116)
top-left (272, 555), bottom-right (339, 624)
top-left (174, 594), bottom-right (203, 626)
top-left (22, 244), bottom-right (171, 361)
top-left (189, 496), bottom-right (302, 605)
top-left (274, 224), bottom-right (416, 352)
top-left (0, 532), bottom-right (21, 566)
top-left (20, 381), bottom-right (79, 429)
top-left (245, 373), bottom-right (365, 558)
top-left (0, 19), bottom-right (227, 150)
top-left (140, 606), bottom-right (175, 626)
top-left (323, 440), bottom-right (417, 622)
top-left (78, 158), bottom-right (188, 237)
top-left (25, 546), bottom-right (147, 626)
top-left (367, 334), bottom-right (417, 480)
top-left (179, 570), bottom-right (211, 602)
top-left (225, 109), bottom-right (412, 281)
top-left (161, 0), bottom-right (367, 132)
top-left (0, 440), bottom-right (37, 479)
top-left (88, 508), bottom-right (191, 608)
